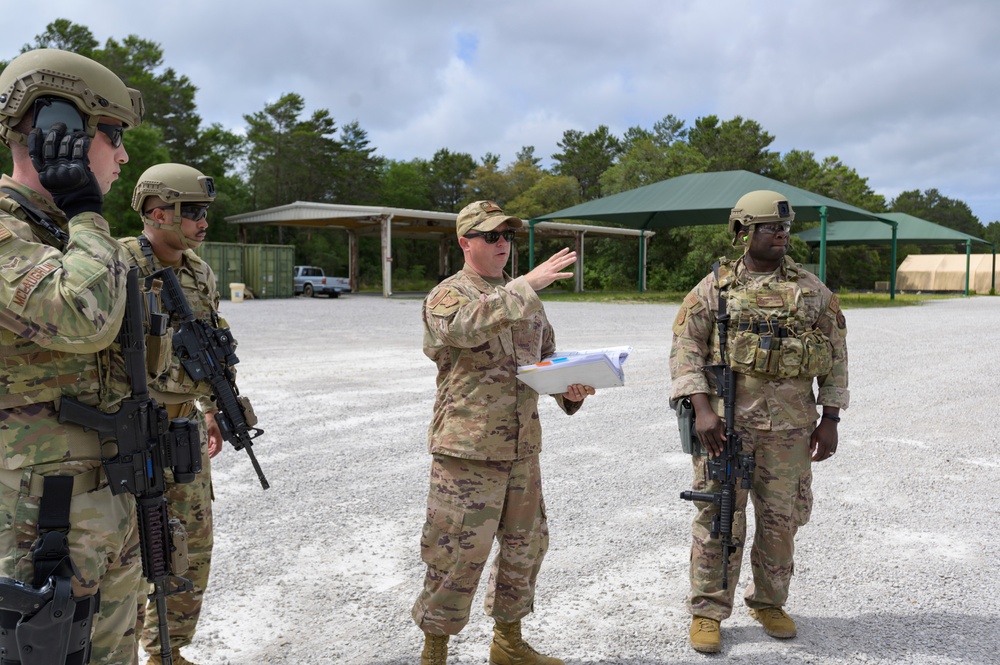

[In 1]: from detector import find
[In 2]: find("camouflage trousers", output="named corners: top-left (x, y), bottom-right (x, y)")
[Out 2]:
top-left (0, 461), bottom-right (142, 665)
top-left (687, 426), bottom-right (813, 621)
top-left (412, 453), bottom-right (548, 635)
top-left (138, 413), bottom-right (214, 656)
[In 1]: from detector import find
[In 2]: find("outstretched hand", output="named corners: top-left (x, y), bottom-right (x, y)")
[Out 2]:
top-left (525, 248), bottom-right (577, 291)
top-left (28, 123), bottom-right (103, 217)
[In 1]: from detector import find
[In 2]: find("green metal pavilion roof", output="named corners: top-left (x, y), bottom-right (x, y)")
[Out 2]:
top-left (795, 212), bottom-right (991, 247)
top-left (532, 170), bottom-right (882, 228)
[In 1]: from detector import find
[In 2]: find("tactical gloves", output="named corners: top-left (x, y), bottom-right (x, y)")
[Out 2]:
top-left (28, 122), bottom-right (104, 219)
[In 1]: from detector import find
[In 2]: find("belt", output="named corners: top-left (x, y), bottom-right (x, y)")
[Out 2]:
top-left (0, 467), bottom-right (105, 497)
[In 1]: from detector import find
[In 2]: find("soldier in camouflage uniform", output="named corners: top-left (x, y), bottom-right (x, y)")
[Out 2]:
top-left (670, 190), bottom-right (849, 654)
top-left (413, 201), bottom-right (595, 665)
top-left (0, 49), bottom-right (148, 664)
top-left (124, 163), bottom-right (223, 665)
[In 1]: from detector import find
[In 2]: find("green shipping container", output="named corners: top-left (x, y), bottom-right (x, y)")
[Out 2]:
top-left (195, 242), bottom-right (244, 300)
top-left (241, 244), bottom-right (295, 299)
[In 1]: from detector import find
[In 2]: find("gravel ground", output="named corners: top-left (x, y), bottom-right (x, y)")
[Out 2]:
top-left (152, 294), bottom-right (1000, 665)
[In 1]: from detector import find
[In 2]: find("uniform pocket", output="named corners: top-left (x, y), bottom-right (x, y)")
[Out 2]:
top-left (419, 497), bottom-right (464, 570)
top-left (792, 470), bottom-right (813, 527)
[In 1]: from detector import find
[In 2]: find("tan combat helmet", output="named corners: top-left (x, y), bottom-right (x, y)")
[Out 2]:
top-left (728, 189), bottom-right (795, 245)
top-left (132, 163), bottom-right (217, 250)
top-left (0, 48), bottom-right (144, 147)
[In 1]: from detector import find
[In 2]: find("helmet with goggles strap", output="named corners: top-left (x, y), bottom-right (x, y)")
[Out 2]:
top-left (0, 48), bottom-right (143, 147)
top-left (727, 190), bottom-right (796, 237)
top-left (133, 163), bottom-right (216, 250)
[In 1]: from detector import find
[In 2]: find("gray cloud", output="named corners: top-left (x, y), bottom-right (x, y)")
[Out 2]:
top-left (19, 0), bottom-right (1000, 222)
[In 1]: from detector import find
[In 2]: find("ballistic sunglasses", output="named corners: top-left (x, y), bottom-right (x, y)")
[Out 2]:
top-left (146, 204), bottom-right (211, 221)
top-left (464, 229), bottom-right (516, 244)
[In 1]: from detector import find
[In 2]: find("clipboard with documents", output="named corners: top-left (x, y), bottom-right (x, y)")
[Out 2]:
top-left (516, 346), bottom-right (632, 395)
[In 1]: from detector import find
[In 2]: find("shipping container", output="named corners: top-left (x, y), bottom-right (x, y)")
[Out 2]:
top-left (195, 242), bottom-right (244, 300)
top-left (241, 244), bottom-right (295, 299)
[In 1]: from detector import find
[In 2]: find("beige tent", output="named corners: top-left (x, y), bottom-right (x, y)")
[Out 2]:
top-left (896, 254), bottom-right (999, 293)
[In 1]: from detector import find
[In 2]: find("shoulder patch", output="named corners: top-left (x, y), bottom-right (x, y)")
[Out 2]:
top-left (0, 222), bottom-right (12, 244)
top-left (426, 288), bottom-right (468, 316)
top-left (826, 294), bottom-right (846, 329)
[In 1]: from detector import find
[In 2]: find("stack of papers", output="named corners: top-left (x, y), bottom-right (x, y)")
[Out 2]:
top-left (516, 346), bottom-right (632, 395)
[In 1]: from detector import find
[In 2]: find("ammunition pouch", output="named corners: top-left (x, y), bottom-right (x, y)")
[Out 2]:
top-left (727, 322), bottom-right (833, 380)
top-left (670, 397), bottom-right (704, 456)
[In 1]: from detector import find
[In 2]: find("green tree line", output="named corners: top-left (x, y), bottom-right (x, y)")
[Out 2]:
top-left (3, 19), bottom-right (995, 292)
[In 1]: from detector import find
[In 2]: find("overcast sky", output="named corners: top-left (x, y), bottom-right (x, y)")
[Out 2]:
top-left (16, 0), bottom-right (1000, 224)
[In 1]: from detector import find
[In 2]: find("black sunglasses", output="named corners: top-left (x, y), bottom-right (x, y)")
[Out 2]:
top-left (95, 122), bottom-right (124, 148)
top-left (465, 229), bottom-right (516, 244)
top-left (146, 204), bottom-right (210, 221)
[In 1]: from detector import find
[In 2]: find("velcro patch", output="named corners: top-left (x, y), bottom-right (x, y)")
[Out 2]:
top-left (756, 293), bottom-right (785, 308)
top-left (0, 223), bottom-right (12, 244)
top-left (427, 288), bottom-right (467, 316)
top-left (12, 261), bottom-right (57, 309)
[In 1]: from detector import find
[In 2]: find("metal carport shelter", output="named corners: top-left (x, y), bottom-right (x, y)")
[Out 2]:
top-left (796, 211), bottom-right (996, 296)
top-left (532, 170), bottom-right (889, 290)
top-left (226, 202), bottom-right (654, 296)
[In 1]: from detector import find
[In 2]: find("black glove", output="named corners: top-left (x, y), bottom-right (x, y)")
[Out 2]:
top-left (28, 122), bottom-right (104, 219)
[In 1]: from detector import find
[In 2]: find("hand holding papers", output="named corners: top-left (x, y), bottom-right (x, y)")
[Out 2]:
top-left (516, 346), bottom-right (632, 395)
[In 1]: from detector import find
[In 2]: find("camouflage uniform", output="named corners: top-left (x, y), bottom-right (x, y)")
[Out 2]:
top-left (670, 255), bottom-right (849, 621)
top-left (120, 237), bottom-right (219, 656)
top-left (0, 176), bottom-right (143, 665)
top-left (412, 265), bottom-right (581, 635)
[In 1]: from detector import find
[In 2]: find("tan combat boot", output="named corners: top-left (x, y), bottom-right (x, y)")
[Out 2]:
top-left (689, 615), bottom-right (721, 653)
top-left (146, 652), bottom-right (198, 665)
top-left (749, 606), bottom-right (797, 639)
top-left (489, 620), bottom-right (564, 665)
top-left (421, 632), bottom-right (449, 665)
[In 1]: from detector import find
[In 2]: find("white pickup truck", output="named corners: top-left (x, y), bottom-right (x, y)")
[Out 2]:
top-left (293, 265), bottom-right (350, 298)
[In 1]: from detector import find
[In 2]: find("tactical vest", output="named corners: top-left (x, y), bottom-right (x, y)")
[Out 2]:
top-left (120, 236), bottom-right (218, 399)
top-left (715, 257), bottom-right (833, 380)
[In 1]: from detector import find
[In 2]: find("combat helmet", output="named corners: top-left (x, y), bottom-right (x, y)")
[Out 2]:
top-left (0, 48), bottom-right (144, 147)
top-left (133, 163), bottom-right (216, 249)
top-left (728, 190), bottom-right (795, 237)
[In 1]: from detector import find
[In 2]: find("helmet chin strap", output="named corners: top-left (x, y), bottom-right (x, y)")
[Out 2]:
top-left (144, 203), bottom-right (202, 250)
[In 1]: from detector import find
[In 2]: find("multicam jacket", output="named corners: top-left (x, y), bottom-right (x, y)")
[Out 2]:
top-left (423, 264), bottom-right (580, 460)
top-left (670, 255), bottom-right (849, 430)
top-left (0, 175), bottom-right (131, 468)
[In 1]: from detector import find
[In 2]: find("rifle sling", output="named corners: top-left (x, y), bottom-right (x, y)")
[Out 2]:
top-left (0, 186), bottom-right (69, 250)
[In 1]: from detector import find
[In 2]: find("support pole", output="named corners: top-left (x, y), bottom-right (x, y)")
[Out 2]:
top-left (818, 206), bottom-right (829, 283)
top-left (381, 215), bottom-right (393, 297)
top-left (889, 224), bottom-right (897, 301)
top-left (574, 232), bottom-right (584, 293)
top-left (348, 230), bottom-right (359, 293)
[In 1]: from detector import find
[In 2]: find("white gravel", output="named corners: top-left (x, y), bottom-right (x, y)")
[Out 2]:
top-left (150, 294), bottom-right (1000, 665)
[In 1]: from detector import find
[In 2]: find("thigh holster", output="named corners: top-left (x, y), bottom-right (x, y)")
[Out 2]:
top-left (0, 476), bottom-right (99, 665)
